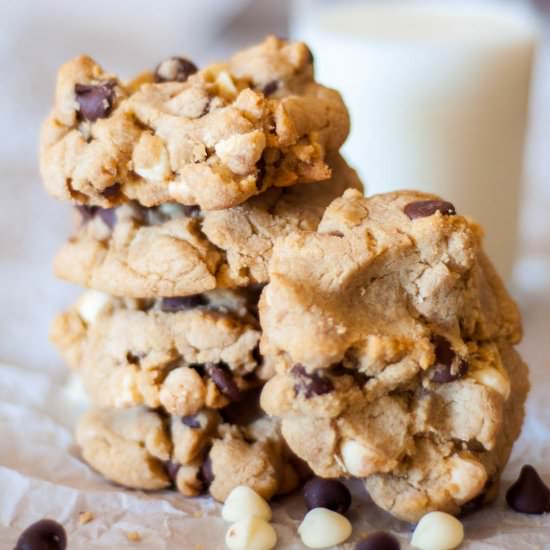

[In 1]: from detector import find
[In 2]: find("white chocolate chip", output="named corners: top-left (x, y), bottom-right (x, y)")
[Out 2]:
top-left (215, 130), bottom-right (266, 175)
top-left (132, 133), bottom-right (171, 181)
top-left (222, 485), bottom-right (272, 522)
top-left (470, 367), bottom-right (511, 399)
top-left (216, 70), bottom-right (238, 99)
top-left (411, 511), bottom-right (464, 550)
top-left (77, 290), bottom-right (111, 324)
top-left (225, 517), bottom-right (277, 550)
top-left (448, 455), bottom-right (487, 502)
top-left (298, 508), bottom-right (352, 549)
top-left (341, 440), bottom-right (380, 477)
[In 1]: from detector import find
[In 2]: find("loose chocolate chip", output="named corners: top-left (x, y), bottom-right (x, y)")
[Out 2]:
top-left (101, 183), bottom-right (121, 199)
top-left (15, 519), bottom-right (67, 550)
top-left (404, 199), bottom-right (456, 220)
top-left (207, 363), bottom-right (241, 402)
top-left (97, 207), bottom-right (116, 229)
top-left (292, 364), bottom-right (334, 399)
top-left (198, 455), bottom-right (214, 488)
top-left (154, 57), bottom-right (198, 83)
top-left (164, 460), bottom-right (181, 485)
top-left (262, 80), bottom-right (279, 96)
top-left (181, 415), bottom-right (201, 429)
top-left (430, 335), bottom-right (468, 383)
top-left (303, 477), bottom-right (351, 514)
top-left (75, 82), bottom-right (115, 122)
top-left (160, 295), bottom-right (207, 312)
top-left (506, 465), bottom-right (550, 514)
top-left (355, 532), bottom-right (400, 550)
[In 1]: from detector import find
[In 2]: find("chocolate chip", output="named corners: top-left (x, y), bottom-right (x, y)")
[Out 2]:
top-left (97, 207), bottom-right (116, 229)
top-left (75, 82), bottom-right (115, 122)
top-left (154, 57), bottom-right (198, 83)
top-left (256, 158), bottom-right (266, 191)
top-left (101, 183), bottom-right (121, 199)
top-left (355, 532), bottom-right (400, 550)
top-left (181, 415), bottom-right (201, 429)
top-left (126, 352), bottom-right (140, 365)
top-left (15, 519), bottom-right (67, 550)
top-left (430, 335), bottom-right (468, 383)
top-left (303, 477), bottom-right (351, 514)
top-left (75, 205), bottom-right (98, 224)
top-left (506, 465), bottom-right (550, 514)
top-left (181, 205), bottom-right (201, 218)
top-left (198, 455), bottom-right (214, 488)
top-left (292, 364), bottom-right (334, 399)
top-left (404, 199), bottom-right (456, 220)
top-left (164, 460), bottom-right (181, 485)
top-left (262, 80), bottom-right (279, 96)
top-left (331, 364), bottom-right (370, 387)
top-left (207, 363), bottom-right (241, 402)
top-left (160, 295), bottom-right (207, 312)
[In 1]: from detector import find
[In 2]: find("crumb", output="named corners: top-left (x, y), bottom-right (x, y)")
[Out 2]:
top-left (127, 531), bottom-right (142, 542)
top-left (192, 510), bottom-right (203, 518)
top-left (78, 511), bottom-right (94, 525)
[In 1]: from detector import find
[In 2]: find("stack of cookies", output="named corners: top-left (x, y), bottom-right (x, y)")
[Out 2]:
top-left (41, 36), bottom-right (529, 524)
top-left (43, 36), bottom-right (360, 502)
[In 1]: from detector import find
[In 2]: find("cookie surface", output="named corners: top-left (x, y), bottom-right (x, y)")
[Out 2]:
top-left (53, 153), bottom-right (361, 297)
top-left (51, 288), bottom-right (272, 416)
top-left (76, 401), bottom-right (301, 501)
top-left (258, 189), bottom-right (527, 521)
top-left (40, 36), bottom-right (350, 211)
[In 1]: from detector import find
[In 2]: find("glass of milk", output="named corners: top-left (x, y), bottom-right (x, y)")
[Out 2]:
top-left (292, 0), bottom-right (539, 281)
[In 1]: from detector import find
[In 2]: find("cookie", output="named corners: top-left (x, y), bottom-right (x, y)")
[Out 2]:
top-left (52, 153), bottom-right (362, 297)
top-left (51, 287), bottom-right (272, 415)
top-left (258, 189), bottom-right (527, 521)
top-left (40, 36), bottom-right (350, 211)
top-left (76, 400), bottom-right (302, 501)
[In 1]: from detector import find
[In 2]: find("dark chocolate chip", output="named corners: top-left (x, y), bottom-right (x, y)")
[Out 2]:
top-left (262, 80), bottom-right (279, 96)
top-left (404, 199), bottom-right (456, 220)
top-left (164, 460), bottom-right (181, 485)
top-left (181, 205), bottom-right (201, 218)
top-left (15, 519), bottom-right (67, 550)
top-left (355, 532), bottom-right (400, 550)
top-left (198, 455), bottom-right (214, 488)
top-left (291, 364), bottom-right (334, 399)
top-left (154, 57), bottom-right (198, 83)
top-left (126, 352), bottom-right (140, 365)
top-left (206, 363), bottom-right (241, 402)
top-left (160, 295), bottom-right (207, 312)
top-left (430, 335), bottom-right (468, 383)
top-left (75, 205), bottom-right (98, 224)
top-left (303, 477), bottom-right (351, 514)
top-left (256, 158), bottom-right (266, 191)
top-left (75, 82), bottom-right (115, 122)
top-left (331, 364), bottom-right (370, 387)
top-left (181, 415), bottom-right (201, 429)
top-left (97, 207), bottom-right (116, 229)
top-left (506, 465), bottom-right (550, 514)
top-left (101, 183), bottom-right (121, 199)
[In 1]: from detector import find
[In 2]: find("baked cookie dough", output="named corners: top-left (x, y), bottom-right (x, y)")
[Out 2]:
top-left (53, 153), bottom-right (361, 297)
top-left (76, 400), bottom-right (301, 501)
top-left (40, 36), bottom-right (350, 211)
top-left (259, 189), bottom-right (527, 522)
top-left (51, 287), bottom-right (272, 415)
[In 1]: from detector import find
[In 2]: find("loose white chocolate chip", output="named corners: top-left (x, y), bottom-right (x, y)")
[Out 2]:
top-left (470, 367), bottom-right (511, 399)
top-left (341, 440), bottom-right (379, 477)
top-left (225, 517), bottom-right (277, 550)
top-left (132, 133), bottom-right (171, 181)
top-left (298, 508), bottom-right (352, 549)
top-left (77, 290), bottom-right (110, 324)
top-left (411, 511), bottom-right (464, 550)
top-left (222, 485), bottom-right (272, 522)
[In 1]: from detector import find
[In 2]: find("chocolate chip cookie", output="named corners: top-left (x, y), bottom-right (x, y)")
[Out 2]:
top-left (51, 287), bottom-right (272, 415)
top-left (40, 36), bottom-right (350, 211)
top-left (52, 153), bottom-right (361, 297)
top-left (76, 402), bottom-right (302, 502)
top-left (258, 189), bottom-right (527, 522)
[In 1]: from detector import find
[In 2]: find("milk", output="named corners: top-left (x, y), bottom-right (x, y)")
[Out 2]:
top-left (292, 1), bottom-right (538, 280)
